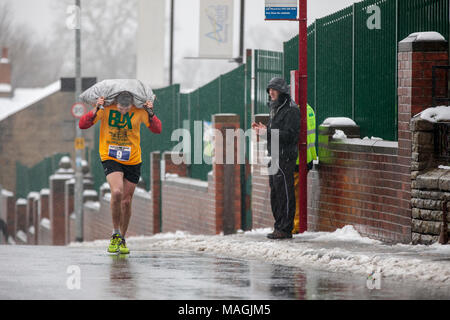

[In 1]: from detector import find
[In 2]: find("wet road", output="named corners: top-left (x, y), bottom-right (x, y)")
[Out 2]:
top-left (0, 245), bottom-right (449, 300)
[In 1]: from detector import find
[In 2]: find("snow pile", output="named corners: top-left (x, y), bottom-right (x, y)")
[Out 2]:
top-left (83, 190), bottom-right (98, 197)
top-left (299, 225), bottom-right (381, 245)
top-left (420, 106), bottom-right (450, 123)
top-left (72, 225), bottom-right (450, 285)
top-left (438, 165), bottom-right (450, 170)
top-left (410, 32), bottom-right (446, 42)
top-left (16, 230), bottom-right (27, 243)
top-left (332, 130), bottom-right (347, 140)
top-left (0, 84), bottom-right (12, 93)
top-left (16, 199), bottom-right (27, 206)
top-left (363, 136), bottom-right (383, 141)
top-left (165, 173), bottom-right (179, 180)
top-left (40, 218), bottom-right (50, 230)
top-left (84, 201), bottom-right (100, 210)
top-left (1, 189), bottom-right (13, 197)
top-left (322, 117), bottom-right (357, 127)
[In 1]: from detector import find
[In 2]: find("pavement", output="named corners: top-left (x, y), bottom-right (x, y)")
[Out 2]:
top-left (1, 226), bottom-right (449, 300)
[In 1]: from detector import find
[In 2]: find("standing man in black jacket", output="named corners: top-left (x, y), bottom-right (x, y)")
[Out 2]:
top-left (252, 77), bottom-right (300, 239)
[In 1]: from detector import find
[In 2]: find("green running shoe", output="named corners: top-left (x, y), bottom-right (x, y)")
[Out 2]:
top-left (108, 233), bottom-right (122, 253)
top-left (119, 238), bottom-right (130, 254)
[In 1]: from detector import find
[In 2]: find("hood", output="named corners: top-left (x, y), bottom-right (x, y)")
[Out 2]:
top-left (266, 77), bottom-right (290, 95)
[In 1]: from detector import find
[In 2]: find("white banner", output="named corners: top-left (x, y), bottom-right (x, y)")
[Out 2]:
top-left (137, 0), bottom-right (166, 88)
top-left (199, 0), bottom-right (234, 58)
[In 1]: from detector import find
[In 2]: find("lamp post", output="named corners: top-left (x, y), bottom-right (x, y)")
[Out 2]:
top-left (74, 0), bottom-right (84, 242)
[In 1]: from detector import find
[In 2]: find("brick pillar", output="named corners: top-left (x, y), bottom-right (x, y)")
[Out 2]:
top-left (213, 114), bottom-right (242, 235)
top-left (398, 33), bottom-right (449, 144)
top-left (163, 151), bottom-right (188, 177)
top-left (38, 190), bottom-right (50, 245)
top-left (151, 151), bottom-right (161, 234)
top-left (39, 190), bottom-right (50, 220)
top-left (26, 193), bottom-right (39, 245)
top-left (15, 199), bottom-right (27, 244)
top-left (0, 190), bottom-right (15, 243)
top-left (33, 197), bottom-right (39, 245)
top-left (398, 32), bottom-right (449, 243)
top-left (50, 174), bottom-right (72, 246)
top-left (64, 179), bottom-right (75, 244)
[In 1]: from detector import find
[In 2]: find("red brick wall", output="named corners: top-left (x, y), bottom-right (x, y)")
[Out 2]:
top-left (80, 190), bottom-right (154, 242)
top-left (127, 189), bottom-right (154, 237)
top-left (161, 175), bottom-right (216, 235)
top-left (309, 143), bottom-right (411, 243)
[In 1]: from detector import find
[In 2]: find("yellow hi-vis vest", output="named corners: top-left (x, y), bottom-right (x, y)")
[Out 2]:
top-left (297, 104), bottom-right (317, 165)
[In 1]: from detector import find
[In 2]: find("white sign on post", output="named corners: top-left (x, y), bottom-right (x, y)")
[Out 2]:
top-left (265, 0), bottom-right (298, 20)
top-left (199, 0), bottom-right (234, 58)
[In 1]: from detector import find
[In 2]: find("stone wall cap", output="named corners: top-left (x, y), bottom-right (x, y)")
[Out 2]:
top-left (330, 138), bottom-right (398, 155)
top-left (50, 173), bottom-right (73, 181)
top-left (164, 176), bottom-right (208, 192)
top-left (213, 114), bottom-right (240, 123)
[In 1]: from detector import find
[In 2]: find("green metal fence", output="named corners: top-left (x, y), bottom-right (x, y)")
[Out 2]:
top-left (284, 0), bottom-right (449, 141)
top-left (254, 50), bottom-right (284, 115)
top-left (16, 153), bottom-right (70, 199)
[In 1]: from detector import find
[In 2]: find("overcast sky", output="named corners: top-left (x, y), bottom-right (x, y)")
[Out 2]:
top-left (3, 0), bottom-right (361, 88)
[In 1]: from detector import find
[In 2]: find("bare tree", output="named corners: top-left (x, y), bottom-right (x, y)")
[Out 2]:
top-left (50, 0), bottom-right (138, 82)
top-left (0, 2), bottom-right (62, 88)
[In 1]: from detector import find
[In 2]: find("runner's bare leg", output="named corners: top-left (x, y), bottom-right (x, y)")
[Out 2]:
top-left (107, 172), bottom-right (124, 233)
top-left (120, 178), bottom-right (137, 237)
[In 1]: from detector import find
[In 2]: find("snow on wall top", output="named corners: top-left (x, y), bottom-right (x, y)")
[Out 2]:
top-left (0, 81), bottom-right (61, 122)
top-left (419, 106), bottom-right (450, 123)
top-left (409, 32), bottom-right (446, 42)
top-left (322, 117), bottom-right (357, 127)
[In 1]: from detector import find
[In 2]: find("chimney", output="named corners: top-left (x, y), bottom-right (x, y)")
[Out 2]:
top-left (0, 47), bottom-right (13, 98)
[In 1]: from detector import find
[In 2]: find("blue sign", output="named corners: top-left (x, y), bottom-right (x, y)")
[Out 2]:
top-left (265, 1), bottom-right (298, 20)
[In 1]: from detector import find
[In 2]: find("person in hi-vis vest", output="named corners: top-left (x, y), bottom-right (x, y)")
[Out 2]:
top-left (293, 104), bottom-right (317, 234)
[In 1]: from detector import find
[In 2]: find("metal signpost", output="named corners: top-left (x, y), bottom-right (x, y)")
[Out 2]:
top-left (266, 0), bottom-right (308, 233)
top-left (67, 0), bottom-right (84, 242)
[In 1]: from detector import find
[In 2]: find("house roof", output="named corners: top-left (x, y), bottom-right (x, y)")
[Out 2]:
top-left (0, 81), bottom-right (61, 122)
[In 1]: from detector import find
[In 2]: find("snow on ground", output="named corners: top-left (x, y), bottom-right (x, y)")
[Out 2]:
top-left (70, 225), bottom-right (450, 286)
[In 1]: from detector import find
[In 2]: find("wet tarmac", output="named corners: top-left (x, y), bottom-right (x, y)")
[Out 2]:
top-left (0, 245), bottom-right (449, 300)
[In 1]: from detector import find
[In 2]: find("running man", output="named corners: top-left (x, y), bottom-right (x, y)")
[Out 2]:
top-left (79, 91), bottom-right (162, 254)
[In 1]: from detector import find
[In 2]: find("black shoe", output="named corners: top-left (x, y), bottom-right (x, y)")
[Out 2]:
top-left (267, 230), bottom-right (292, 240)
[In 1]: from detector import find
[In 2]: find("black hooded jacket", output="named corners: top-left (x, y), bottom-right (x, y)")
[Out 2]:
top-left (266, 77), bottom-right (300, 162)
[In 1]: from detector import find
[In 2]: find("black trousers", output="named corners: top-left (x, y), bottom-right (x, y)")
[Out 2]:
top-left (269, 158), bottom-right (296, 234)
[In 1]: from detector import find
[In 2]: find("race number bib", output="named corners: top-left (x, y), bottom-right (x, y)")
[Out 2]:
top-left (108, 145), bottom-right (131, 162)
